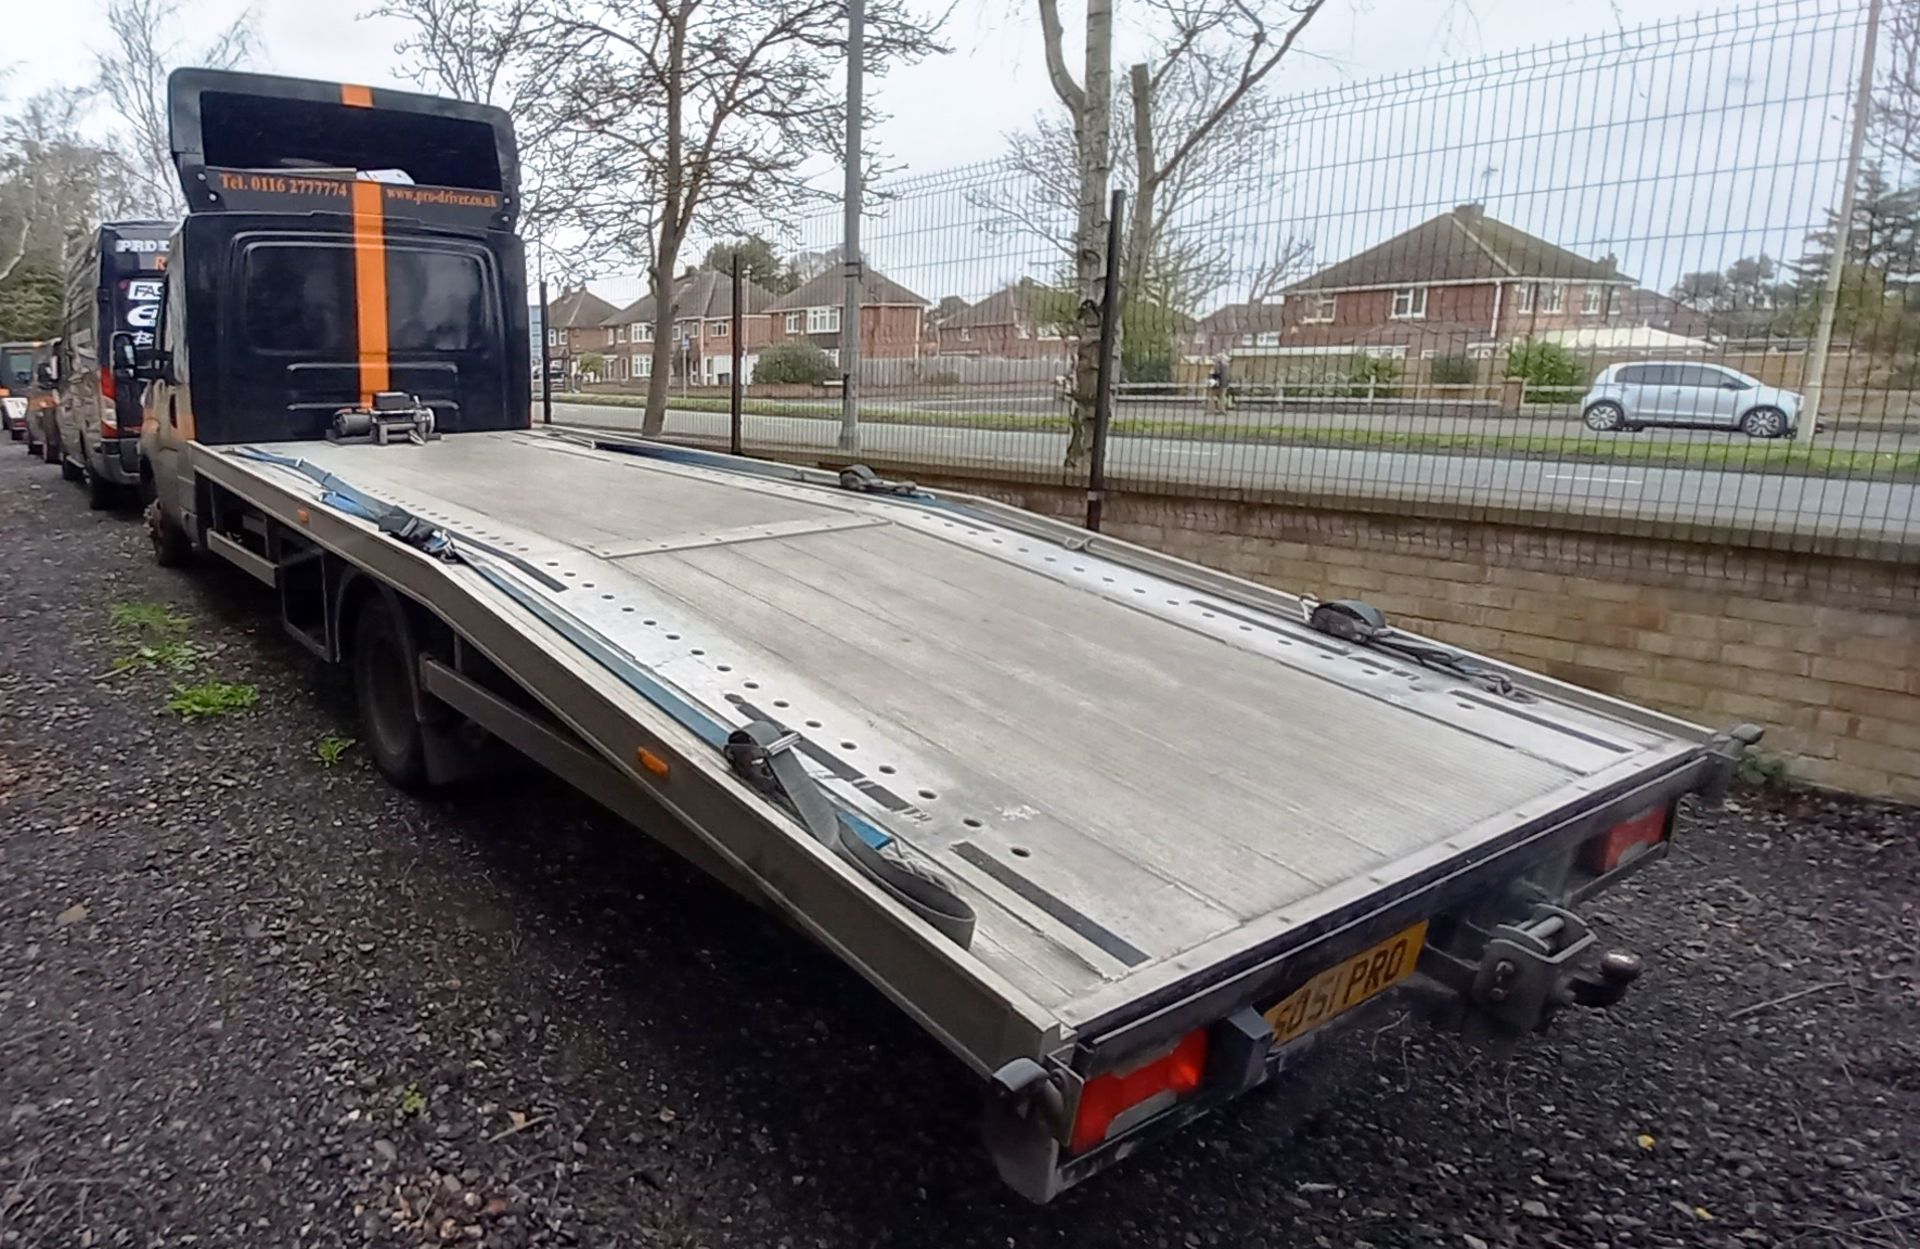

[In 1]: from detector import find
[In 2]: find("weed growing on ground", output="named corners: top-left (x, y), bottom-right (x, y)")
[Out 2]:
top-left (165, 680), bottom-right (259, 722)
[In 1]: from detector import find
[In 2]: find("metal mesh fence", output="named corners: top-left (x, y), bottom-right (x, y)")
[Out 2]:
top-left (559, 0), bottom-right (1915, 595)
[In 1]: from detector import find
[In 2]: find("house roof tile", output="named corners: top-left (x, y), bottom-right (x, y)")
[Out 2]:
top-left (1288, 205), bottom-right (1633, 292)
top-left (767, 266), bottom-right (926, 311)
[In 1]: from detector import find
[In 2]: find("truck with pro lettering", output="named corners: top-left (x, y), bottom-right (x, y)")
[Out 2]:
top-left (123, 67), bottom-right (1758, 1201)
top-left (52, 222), bottom-right (174, 506)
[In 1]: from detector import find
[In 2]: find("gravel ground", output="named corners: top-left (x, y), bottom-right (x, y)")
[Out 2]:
top-left (2, 444), bottom-right (1916, 1249)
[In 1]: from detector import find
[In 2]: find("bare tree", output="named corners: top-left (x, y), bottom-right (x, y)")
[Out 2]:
top-left (1875, 0), bottom-right (1920, 165)
top-left (1035, 0), bottom-right (1114, 467)
top-left (1029, 0), bottom-right (1327, 466)
top-left (93, 0), bottom-right (255, 216)
top-left (0, 92), bottom-right (133, 333)
top-left (364, 0), bottom-right (607, 272)
top-left (521, 0), bottom-right (947, 436)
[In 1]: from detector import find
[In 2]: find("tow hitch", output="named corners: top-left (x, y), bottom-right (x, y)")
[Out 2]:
top-left (1424, 904), bottom-right (1643, 1045)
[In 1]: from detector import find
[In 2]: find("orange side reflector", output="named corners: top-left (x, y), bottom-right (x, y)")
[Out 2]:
top-left (1069, 1028), bottom-right (1209, 1155)
top-left (637, 748), bottom-right (670, 777)
top-left (295, 507), bottom-right (311, 525)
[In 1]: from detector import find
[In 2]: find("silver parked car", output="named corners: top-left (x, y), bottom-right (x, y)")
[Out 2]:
top-left (1580, 361), bottom-right (1800, 438)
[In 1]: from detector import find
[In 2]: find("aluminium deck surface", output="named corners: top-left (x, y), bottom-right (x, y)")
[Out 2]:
top-left (220, 431), bottom-right (1694, 1019)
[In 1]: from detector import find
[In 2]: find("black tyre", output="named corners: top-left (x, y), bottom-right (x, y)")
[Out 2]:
top-left (7, 427), bottom-right (20, 442)
top-left (147, 503), bottom-right (193, 568)
top-left (60, 449), bottom-right (82, 480)
top-left (353, 595), bottom-right (430, 790)
top-left (1741, 406), bottom-right (1787, 439)
top-left (1583, 401), bottom-right (1626, 432)
top-left (84, 459), bottom-right (115, 508)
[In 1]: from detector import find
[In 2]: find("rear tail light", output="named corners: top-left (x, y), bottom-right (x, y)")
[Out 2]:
top-left (1068, 1028), bottom-right (1209, 1155)
top-left (1583, 804), bottom-right (1669, 874)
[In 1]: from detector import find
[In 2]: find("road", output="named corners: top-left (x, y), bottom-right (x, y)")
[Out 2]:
top-left (3, 447), bottom-right (1916, 1247)
top-left (570, 388), bottom-right (1915, 450)
top-left (551, 401), bottom-right (1920, 543)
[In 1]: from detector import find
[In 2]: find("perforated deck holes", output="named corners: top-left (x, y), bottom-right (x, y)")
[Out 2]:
top-left (1010, 846), bottom-right (1032, 858)
top-left (962, 818), bottom-right (983, 829)
top-left (917, 788), bottom-right (937, 800)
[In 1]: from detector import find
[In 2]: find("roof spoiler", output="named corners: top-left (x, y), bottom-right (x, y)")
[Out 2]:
top-left (167, 68), bottom-right (518, 231)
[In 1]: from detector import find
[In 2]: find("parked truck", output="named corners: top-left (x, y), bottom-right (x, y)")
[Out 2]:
top-left (124, 68), bottom-right (1759, 1201)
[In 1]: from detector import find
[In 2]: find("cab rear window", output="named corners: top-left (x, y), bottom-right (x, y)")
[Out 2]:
top-left (241, 242), bottom-right (493, 355)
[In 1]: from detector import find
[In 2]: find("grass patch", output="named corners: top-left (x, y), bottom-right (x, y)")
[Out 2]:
top-left (111, 639), bottom-right (206, 676)
top-left (110, 600), bottom-right (190, 635)
top-left (1109, 420), bottom-right (1920, 476)
top-left (399, 1084), bottom-right (426, 1116)
top-left (315, 734), bottom-right (356, 768)
top-left (165, 679), bottom-right (259, 722)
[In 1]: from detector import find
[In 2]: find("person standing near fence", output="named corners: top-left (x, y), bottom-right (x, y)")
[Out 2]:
top-left (1208, 353), bottom-right (1234, 414)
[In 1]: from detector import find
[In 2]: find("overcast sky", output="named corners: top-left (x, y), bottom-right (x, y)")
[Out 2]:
top-left (3, 0), bottom-right (1862, 307)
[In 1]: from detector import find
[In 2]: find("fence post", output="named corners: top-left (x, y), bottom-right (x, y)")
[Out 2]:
top-left (1086, 188), bottom-right (1126, 533)
top-left (730, 254), bottom-right (744, 456)
top-left (537, 276), bottom-right (552, 426)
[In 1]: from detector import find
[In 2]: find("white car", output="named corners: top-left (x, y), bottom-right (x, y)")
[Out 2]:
top-left (1, 396), bottom-right (26, 441)
top-left (1580, 361), bottom-right (1801, 438)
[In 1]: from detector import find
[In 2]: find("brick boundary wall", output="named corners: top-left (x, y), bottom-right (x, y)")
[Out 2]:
top-left (901, 470), bottom-right (1920, 804)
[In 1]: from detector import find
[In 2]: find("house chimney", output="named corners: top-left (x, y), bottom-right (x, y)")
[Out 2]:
top-left (1454, 202), bottom-right (1484, 224)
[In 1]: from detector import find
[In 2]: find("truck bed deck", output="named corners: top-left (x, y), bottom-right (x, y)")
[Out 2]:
top-left (201, 429), bottom-right (1708, 1063)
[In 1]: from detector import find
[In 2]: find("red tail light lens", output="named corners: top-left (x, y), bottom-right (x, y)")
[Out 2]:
top-left (1068, 1028), bottom-right (1209, 1155)
top-left (1583, 804), bottom-right (1668, 874)
top-left (100, 366), bottom-right (116, 403)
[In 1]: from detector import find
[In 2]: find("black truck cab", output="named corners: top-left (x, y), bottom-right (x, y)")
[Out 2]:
top-left (138, 69), bottom-right (529, 545)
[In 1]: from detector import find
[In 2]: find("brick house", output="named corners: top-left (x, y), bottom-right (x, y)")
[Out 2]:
top-left (545, 287), bottom-right (619, 378)
top-left (765, 268), bottom-right (927, 362)
top-left (601, 268), bottom-right (776, 386)
top-left (933, 279), bottom-right (1068, 358)
top-left (1256, 203), bottom-right (1636, 366)
top-left (1189, 301), bottom-right (1289, 357)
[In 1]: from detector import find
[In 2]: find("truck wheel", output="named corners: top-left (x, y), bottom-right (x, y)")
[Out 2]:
top-left (60, 453), bottom-right (82, 481)
top-left (147, 503), bottom-right (193, 567)
top-left (353, 595), bottom-right (430, 790)
top-left (85, 459), bottom-right (115, 509)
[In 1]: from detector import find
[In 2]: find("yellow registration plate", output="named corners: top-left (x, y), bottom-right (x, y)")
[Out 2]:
top-left (1264, 921), bottom-right (1429, 1046)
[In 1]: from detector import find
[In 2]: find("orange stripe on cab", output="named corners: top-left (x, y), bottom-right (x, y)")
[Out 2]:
top-left (341, 83), bottom-right (373, 107)
top-left (349, 181), bottom-right (390, 407)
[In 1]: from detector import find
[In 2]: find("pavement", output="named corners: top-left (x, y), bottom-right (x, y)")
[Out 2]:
top-left (550, 401), bottom-right (1920, 543)
top-left (4, 429), bottom-right (1919, 1248)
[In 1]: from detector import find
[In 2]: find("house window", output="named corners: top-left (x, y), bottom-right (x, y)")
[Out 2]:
top-left (546, 328), bottom-right (557, 346)
top-left (1581, 286), bottom-right (1604, 315)
top-left (958, 327), bottom-right (972, 342)
top-left (1390, 286), bottom-right (1427, 319)
top-left (1513, 283), bottom-right (1534, 314)
top-left (636, 323), bottom-right (653, 343)
top-left (616, 326), bottom-right (626, 342)
top-left (632, 354), bottom-right (651, 378)
top-left (784, 312), bottom-right (802, 333)
top-left (1304, 294), bottom-right (1336, 323)
top-left (825, 348), bottom-right (841, 366)
top-left (1540, 283), bottom-right (1564, 314)
top-left (1255, 331), bottom-right (1280, 347)
top-left (808, 306), bottom-right (841, 333)
top-left (710, 320), bottom-right (728, 338)
top-left (605, 328), bottom-right (615, 346)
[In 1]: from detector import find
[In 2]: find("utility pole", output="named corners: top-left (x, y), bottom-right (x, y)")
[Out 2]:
top-left (838, 0), bottom-right (864, 452)
top-left (537, 275), bottom-right (553, 425)
top-left (1801, 0), bottom-right (1883, 442)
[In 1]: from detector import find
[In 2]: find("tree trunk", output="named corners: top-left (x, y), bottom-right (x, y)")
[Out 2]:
top-left (1063, 0), bottom-right (1113, 470)
top-left (642, 2), bottom-right (690, 438)
top-left (1122, 62), bottom-right (1157, 378)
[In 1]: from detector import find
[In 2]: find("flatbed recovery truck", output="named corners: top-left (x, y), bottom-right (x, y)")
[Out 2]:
top-left (125, 69), bottom-right (1759, 1201)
